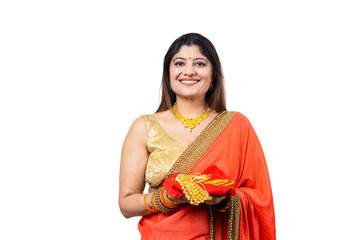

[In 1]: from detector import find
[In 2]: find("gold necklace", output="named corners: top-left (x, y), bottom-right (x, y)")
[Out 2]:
top-left (173, 103), bottom-right (209, 133)
top-left (175, 173), bottom-right (212, 205)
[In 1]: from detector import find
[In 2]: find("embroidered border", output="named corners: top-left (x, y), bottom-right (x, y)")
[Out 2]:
top-left (228, 194), bottom-right (241, 240)
top-left (208, 206), bottom-right (214, 240)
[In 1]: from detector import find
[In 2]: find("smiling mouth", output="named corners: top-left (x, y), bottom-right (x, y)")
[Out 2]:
top-left (178, 78), bottom-right (200, 86)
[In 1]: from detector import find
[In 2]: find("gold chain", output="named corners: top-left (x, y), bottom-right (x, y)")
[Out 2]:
top-left (173, 103), bottom-right (209, 132)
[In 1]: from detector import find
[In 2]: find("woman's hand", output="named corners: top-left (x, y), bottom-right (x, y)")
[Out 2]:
top-left (165, 190), bottom-right (228, 206)
top-left (165, 190), bottom-right (189, 204)
top-left (204, 195), bottom-right (228, 205)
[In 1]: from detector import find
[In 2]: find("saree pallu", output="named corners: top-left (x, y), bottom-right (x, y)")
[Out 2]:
top-left (138, 111), bottom-right (276, 240)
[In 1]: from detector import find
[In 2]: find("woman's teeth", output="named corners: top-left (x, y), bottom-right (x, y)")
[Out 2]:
top-left (180, 80), bottom-right (198, 83)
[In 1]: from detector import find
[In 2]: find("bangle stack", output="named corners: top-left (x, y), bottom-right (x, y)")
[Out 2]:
top-left (143, 189), bottom-right (179, 214)
top-left (159, 188), bottom-right (178, 210)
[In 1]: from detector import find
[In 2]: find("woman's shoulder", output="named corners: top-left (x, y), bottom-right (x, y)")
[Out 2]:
top-left (128, 115), bottom-right (148, 136)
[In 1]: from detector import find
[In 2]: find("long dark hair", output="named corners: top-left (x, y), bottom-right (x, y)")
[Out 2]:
top-left (156, 33), bottom-right (226, 113)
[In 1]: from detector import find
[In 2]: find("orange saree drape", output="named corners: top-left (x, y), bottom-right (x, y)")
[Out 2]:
top-left (138, 112), bottom-right (276, 240)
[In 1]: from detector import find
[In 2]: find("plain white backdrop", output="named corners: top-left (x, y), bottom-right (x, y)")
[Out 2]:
top-left (1, 0), bottom-right (359, 239)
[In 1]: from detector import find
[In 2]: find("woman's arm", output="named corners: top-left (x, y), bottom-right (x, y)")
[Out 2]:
top-left (118, 117), bottom-right (152, 218)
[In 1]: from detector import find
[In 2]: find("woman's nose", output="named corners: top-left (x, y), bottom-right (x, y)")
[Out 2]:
top-left (184, 64), bottom-right (195, 76)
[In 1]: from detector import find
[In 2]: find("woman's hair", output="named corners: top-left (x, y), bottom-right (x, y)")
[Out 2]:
top-left (156, 33), bottom-right (226, 113)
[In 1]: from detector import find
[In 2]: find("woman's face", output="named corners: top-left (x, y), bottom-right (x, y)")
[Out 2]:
top-left (169, 45), bottom-right (212, 100)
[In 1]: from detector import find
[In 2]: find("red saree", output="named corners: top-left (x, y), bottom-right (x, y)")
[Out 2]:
top-left (138, 111), bottom-right (276, 239)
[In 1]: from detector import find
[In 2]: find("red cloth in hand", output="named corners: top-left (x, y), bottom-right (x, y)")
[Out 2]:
top-left (163, 165), bottom-right (237, 199)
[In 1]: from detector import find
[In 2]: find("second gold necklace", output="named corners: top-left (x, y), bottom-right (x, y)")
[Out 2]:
top-left (173, 103), bottom-right (209, 133)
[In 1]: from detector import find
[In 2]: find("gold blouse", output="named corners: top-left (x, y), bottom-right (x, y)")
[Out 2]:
top-left (142, 114), bottom-right (187, 186)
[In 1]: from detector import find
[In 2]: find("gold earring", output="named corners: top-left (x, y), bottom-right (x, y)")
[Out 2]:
top-left (210, 80), bottom-right (214, 90)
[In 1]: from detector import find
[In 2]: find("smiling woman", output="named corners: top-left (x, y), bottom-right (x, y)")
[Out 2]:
top-left (118, 33), bottom-right (276, 240)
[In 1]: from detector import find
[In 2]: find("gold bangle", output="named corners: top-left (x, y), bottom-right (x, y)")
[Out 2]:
top-left (161, 189), bottom-right (178, 209)
top-left (163, 189), bottom-right (178, 205)
top-left (151, 191), bottom-right (161, 212)
top-left (160, 189), bottom-right (177, 210)
top-left (154, 188), bottom-right (172, 213)
top-left (159, 191), bottom-right (173, 211)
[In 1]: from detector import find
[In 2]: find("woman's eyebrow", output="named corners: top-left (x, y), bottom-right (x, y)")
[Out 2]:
top-left (194, 57), bottom-right (209, 63)
top-left (172, 57), bottom-right (185, 62)
top-left (172, 57), bottom-right (209, 63)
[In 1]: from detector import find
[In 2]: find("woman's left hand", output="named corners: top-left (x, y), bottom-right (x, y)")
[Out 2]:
top-left (204, 195), bottom-right (228, 205)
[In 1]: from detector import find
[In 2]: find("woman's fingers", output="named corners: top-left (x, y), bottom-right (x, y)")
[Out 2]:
top-left (165, 189), bottom-right (227, 205)
top-left (165, 190), bottom-right (189, 204)
top-left (204, 195), bottom-right (227, 205)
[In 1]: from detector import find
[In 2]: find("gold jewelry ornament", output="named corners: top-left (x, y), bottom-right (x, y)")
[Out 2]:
top-left (203, 178), bottom-right (235, 186)
top-left (173, 103), bottom-right (209, 133)
top-left (210, 80), bottom-right (214, 90)
top-left (153, 189), bottom-right (171, 213)
top-left (175, 173), bottom-right (212, 205)
top-left (159, 188), bottom-right (178, 211)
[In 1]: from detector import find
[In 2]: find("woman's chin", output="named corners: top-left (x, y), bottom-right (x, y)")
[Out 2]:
top-left (176, 94), bottom-right (204, 100)
top-left (175, 90), bottom-right (208, 100)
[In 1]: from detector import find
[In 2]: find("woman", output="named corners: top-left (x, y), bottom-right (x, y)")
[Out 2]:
top-left (119, 33), bottom-right (276, 239)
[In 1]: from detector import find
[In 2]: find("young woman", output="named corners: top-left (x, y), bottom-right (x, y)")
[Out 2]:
top-left (119, 33), bottom-right (276, 240)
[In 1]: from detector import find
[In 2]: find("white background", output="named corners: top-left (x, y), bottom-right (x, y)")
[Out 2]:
top-left (1, 0), bottom-right (359, 239)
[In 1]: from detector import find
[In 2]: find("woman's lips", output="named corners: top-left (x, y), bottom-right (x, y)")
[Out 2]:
top-left (178, 78), bottom-right (200, 86)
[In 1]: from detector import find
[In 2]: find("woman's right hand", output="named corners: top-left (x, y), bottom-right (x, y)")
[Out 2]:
top-left (165, 190), bottom-right (189, 204)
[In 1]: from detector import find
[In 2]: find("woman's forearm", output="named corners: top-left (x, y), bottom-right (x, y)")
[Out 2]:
top-left (119, 193), bottom-right (154, 218)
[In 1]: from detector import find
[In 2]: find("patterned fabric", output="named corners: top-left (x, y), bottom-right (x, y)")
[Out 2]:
top-left (142, 114), bottom-right (186, 186)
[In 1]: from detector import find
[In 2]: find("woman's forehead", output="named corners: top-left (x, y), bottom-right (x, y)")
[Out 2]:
top-left (173, 45), bottom-right (207, 59)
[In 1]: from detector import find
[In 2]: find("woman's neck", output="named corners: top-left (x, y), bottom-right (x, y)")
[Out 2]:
top-left (174, 97), bottom-right (208, 118)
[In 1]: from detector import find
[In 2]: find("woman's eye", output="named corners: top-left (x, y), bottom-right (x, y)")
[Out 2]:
top-left (195, 62), bottom-right (206, 67)
top-left (174, 62), bottom-right (185, 67)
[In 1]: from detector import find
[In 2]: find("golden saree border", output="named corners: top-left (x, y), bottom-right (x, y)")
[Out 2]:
top-left (208, 194), bottom-right (241, 240)
top-left (208, 207), bottom-right (214, 239)
top-left (149, 111), bottom-right (237, 191)
top-left (228, 194), bottom-right (241, 240)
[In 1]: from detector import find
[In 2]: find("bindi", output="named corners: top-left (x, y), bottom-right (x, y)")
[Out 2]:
top-left (189, 57), bottom-right (191, 59)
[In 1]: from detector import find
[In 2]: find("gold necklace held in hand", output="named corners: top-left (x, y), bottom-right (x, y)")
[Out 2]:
top-left (173, 103), bottom-right (209, 133)
top-left (175, 173), bottom-right (212, 205)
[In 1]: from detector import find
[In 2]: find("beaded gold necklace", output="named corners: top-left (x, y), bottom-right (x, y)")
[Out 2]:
top-left (174, 173), bottom-right (235, 205)
top-left (175, 173), bottom-right (212, 205)
top-left (173, 103), bottom-right (209, 133)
